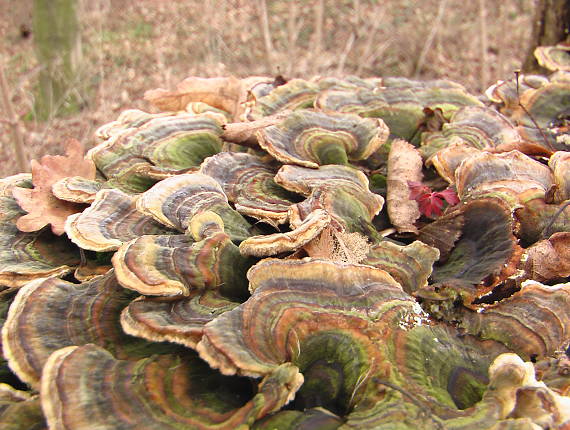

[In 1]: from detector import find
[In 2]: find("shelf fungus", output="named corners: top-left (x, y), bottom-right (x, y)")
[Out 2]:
top-left (239, 209), bottom-right (331, 257)
top-left (275, 164), bottom-right (384, 235)
top-left (120, 290), bottom-right (241, 349)
top-left (51, 176), bottom-right (104, 204)
top-left (0, 384), bottom-right (45, 430)
top-left (0, 181), bottom-right (79, 288)
top-left (12, 139), bottom-right (96, 236)
top-left (257, 110), bottom-right (388, 168)
top-left (3, 70), bottom-right (570, 429)
top-left (455, 281), bottom-right (570, 361)
top-left (200, 152), bottom-right (298, 226)
top-left (535, 44), bottom-right (570, 72)
top-left (1, 271), bottom-right (175, 388)
top-left (41, 344), bottom-right (303, 430)
top-left (485, 74), bottom-right (549, 115)
top-left (422, 199), bottom-right (520, 305)
top-left (65, 189), bottom-right (173, 252)
top-left (197, 259), bottom-right (414, 377)
top-left (136, 173), bottom-right (255, 242)
top-left (316, 80), bottom-right (482, 143)
top-left (548, 151), bottom-right (570, 202)
top-left (246, 79), bottom-right (321, 120)
top-left (361, 240), bottom-right (440, 295)
top-left (88, 113), bottom-right (224, 192)
top-left (112, 229), bottom-right (254, 297)
top-left (420, 106), bottom-right (531, 159)
top-left (516, 197), bottom-right (570, 244)
top-left (455, 150), bottom-right (554, 205)
top-left (511, 81), bottom-right (570, 154)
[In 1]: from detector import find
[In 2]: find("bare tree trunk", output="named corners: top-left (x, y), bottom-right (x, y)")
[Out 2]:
top-left (33, 0), bottom-right (83, 120)
top-left (522, 0), bottom-right (570, 73)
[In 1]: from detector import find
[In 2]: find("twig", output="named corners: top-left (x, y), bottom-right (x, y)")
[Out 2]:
top-left (541, 200), bottom-right (570, 239)
top-left (479, 0), bottom-right (489, 92)
top-left (286, 1), bottom-right (301, 75)
top-left (313, 0), bottom-right (325, 59)
top-left (257, 0), bottom-right (274, 72)
top-left (336, 32), bottom-right (356, 76)
top-left (514, 70), bottom-right (554, 151)
top-left (414, 0), bottom-right (448, 78)
top-left (356, 5), bottom-right (385, 75)
top-left (0, 60), bottom-right (27, 172)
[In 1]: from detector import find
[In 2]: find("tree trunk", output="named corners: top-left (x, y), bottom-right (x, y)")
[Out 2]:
top-left (522, 0), bottom-right (570, 73)
top-left (33, 0), bottom-right (82, 120)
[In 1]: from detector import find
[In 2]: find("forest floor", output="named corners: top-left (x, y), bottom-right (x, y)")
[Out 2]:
top-left (0, 0), bottom-right (536, 177)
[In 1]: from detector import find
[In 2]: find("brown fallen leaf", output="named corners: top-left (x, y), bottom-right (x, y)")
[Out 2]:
top-left (144, 76), bottom-right (271, 121)
top-left (523, 232), bottom-right (570, 283)
top-left (387, 139), bottom-right (423, 234)
top-left (12, 139), bottom-right (96, 236)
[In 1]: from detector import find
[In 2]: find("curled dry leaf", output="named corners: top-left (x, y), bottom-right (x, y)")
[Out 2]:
top-left (522, 232), bottom-right (570, 283)
top-left (144, 76), bottom-right (270, 121)
top-left (387, 139), bottom-right (422, 233)
top-left (12, 139), bottom-right (96, 236)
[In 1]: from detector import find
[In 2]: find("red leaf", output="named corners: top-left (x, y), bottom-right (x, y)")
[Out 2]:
top-left (418, 193), bottom-right (444, 218)
top-left (407, 181), bottom-right (431, 201)
top-left (434, 188), bottom-right (460, 206)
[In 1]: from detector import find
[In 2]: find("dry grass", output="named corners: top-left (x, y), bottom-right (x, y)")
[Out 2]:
top-left (0, 0), bottom-right (535, 177)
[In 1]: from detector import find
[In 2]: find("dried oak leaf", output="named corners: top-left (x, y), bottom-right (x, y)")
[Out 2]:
top-left (145, 76), bottom-right (269, 121)
top-left (12, 139), bottom-right (96, 236)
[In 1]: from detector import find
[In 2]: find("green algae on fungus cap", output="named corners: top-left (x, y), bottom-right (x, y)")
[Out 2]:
top-left (112, 231), bottom-right (254, 298)
top-left (420, 106), bottom-right (535, 160)
top-left (136, 173), bottom-right (255, 242)
top-left (0, 384), bottom-right (45, 430)
top-left (88, 112), bottom-right (224, 192)
top-left (315, 80), bottom-right (483, 143)
top-left (65, 188), bottom-right (173, 252)
top-left (120, 290), bottom-right (241, 350)
top-left (200, 152), bottom-right (299, 227)
top-left (246, 79), bottom-right (321, 120)
top-left (1, 271), bottom-right (176, 389)
top-left (41, 344), bottom-right (302, 430)
top-left (197, 258), bottom-right (412, 377)
top-left (257, 110), bottom-right (388, 168)
top-left (361, 240), bottom-right (439, 295)
top-left (455, 150), bottom-right (554, 205)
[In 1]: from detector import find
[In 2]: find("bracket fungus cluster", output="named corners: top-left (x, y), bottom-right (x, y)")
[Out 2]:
top-left (1, 49), bottom-right (570, 429)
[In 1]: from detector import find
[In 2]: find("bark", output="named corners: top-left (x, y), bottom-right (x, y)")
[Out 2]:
top-left (522, 0), bottom-right (570, 73)
top-left (33, 0), bottom-right (83, 120)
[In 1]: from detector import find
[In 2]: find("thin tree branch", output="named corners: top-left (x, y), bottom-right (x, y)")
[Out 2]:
top-left (414, 0), bottom-right (448, 78)
top-left (257, 0), bottom-right (274, 72)
top-left (0, 60), bottom-right (27, 172)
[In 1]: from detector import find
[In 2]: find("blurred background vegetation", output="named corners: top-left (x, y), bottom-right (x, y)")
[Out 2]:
top-left (0, 0), bottom-right (558, 176)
